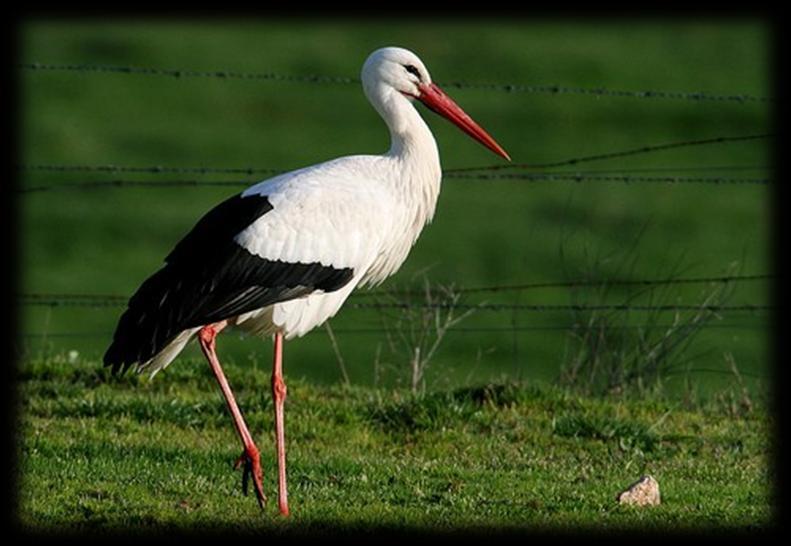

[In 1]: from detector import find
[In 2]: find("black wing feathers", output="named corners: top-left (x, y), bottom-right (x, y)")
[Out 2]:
top-left (104, 193), bottom-right (354, 374)
top-left (164, 192), bottom-right (274, 265)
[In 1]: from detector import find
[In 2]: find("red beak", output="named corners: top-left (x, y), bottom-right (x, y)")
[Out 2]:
top-left (417, 82), bottom-right (511, 161)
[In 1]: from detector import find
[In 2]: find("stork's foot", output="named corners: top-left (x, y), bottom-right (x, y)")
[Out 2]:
top-left (234, 447), bottom-right (266, 510)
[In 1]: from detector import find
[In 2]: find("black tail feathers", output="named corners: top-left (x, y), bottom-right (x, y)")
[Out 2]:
top-left (103, 266), bottom-right (186, 374)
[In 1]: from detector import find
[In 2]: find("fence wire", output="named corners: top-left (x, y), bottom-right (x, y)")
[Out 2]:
top-left (19, 295), bottom-right (772, 314)
top-left (369, 273), bottom-right (774, 296)
top-left (20, 320), bottom-right (769, 340)
top-left (348, 302), bottom-right (771, 313)
top-left (19, 133), bottom-right (772, 193)
top-left (19, 62), bottom-right (772, 104)
top-left (18, 273), bottom-right (771, 304)
top-left (444, 173), bottom-right (770, 185)
top-left (445, 134), bottom-right (773, 173)
top-left (17, 173), bottom-right (772, 194)
top-left (19, 133), bottom-right (772, 176)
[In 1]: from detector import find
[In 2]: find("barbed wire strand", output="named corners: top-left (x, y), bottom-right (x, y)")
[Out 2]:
top-left (18, 295), bottom-right (772, 313)
top-left (444, 173), bottom-right (770, 185)
top-left (19, 134), bottom-right (772, 181)
top-left (19, 320), bottom-right (769, 340)
top-left (18, 62), bottom-right (772, 104)
top-left (19, 164), bottom-right (285, 176)
top-left (348, 302), bottom-right (771, 313)
top-left (550, 164), bottom-right (768, 174)
top-left (366, 273), bottom-right (774, 297)
top-left (17, 172), bottom-right (772, 194)
top-left (20, 179), bottom-right (247, 194)
top-left (444, 134), bottom-right (773, 173)
top-left (18, 62), bottom-right (359, 85)
top-left (18, 164), bottom-right (772, 179)
top-left (17, 273), bottom-right (772, 306)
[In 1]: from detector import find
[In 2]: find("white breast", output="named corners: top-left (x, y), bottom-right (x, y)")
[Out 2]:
top-left (231, 154), bottom-right (437, 339)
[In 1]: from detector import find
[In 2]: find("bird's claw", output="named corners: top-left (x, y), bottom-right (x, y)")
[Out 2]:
top-left (234, 450), bottom-right (266, 510)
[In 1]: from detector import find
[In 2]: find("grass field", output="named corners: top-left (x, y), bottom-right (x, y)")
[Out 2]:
top-left (19, 19), bottom-right (770, 392)
top-left (16, 18), bottom-right (773, 531)
top-left (17, 356), bottom-right (771, 531)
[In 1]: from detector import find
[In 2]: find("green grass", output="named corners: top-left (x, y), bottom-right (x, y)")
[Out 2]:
top-left (16, 356), bottom-right (771, 531)
top-left (18, 19), bottom-right (771, 396)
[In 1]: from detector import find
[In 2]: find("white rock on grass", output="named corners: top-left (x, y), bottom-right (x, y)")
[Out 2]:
top-left (616, 475), bottom-right (661, 506)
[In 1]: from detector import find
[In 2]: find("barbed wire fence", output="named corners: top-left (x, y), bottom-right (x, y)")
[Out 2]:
top-left (18, 272), bottom-right (774, 305)
top-left (18, 58), bottom-right (772, 387)
top-left (18, 132), bottom-right (773, 193)
top-left (18, 62), bottom-right (774, 103)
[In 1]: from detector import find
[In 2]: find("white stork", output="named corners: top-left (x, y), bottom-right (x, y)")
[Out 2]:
top-left (104, 46), bottom-right (510, 516)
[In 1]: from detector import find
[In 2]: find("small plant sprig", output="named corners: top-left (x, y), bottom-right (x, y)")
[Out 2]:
top-left (559, 250), bottom-right (741, 397)
top-left (375, 276), bottom-right (478, 394)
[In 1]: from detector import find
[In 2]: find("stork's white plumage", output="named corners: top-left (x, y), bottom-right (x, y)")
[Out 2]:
top-left (105, 46), bottom-right (509, 516)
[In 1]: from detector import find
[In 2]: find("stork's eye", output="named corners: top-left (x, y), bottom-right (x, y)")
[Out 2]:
top-left (404, 64), bottom-right (422, 81)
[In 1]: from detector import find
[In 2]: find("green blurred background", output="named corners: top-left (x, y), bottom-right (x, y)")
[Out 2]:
top-left (18, 18), bottom-right (770, 395)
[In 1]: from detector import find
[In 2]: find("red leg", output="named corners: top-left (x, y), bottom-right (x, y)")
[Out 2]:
top-left (272, 331), bottom-right (289, 516)
top-left (198, 321), bottom-right (266, 509)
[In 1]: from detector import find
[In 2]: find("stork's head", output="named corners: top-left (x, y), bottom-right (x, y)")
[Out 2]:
top-left (362, 46), bottom-right (433, 99)
top-left (362, 46), bottom-right (510, 161)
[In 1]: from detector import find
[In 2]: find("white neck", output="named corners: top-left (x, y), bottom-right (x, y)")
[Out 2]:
top-left (371, 86), bottom-right (439, 159)
top-left (367, 84), bottom-right (442, 224)
top-left (351, 83), bottom-right (444, 286)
